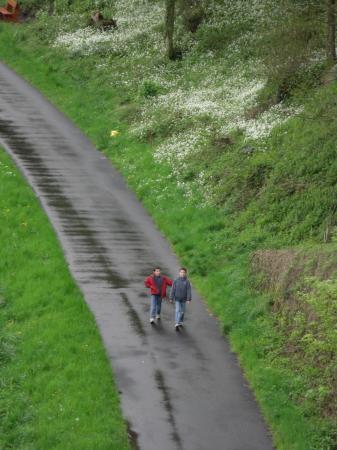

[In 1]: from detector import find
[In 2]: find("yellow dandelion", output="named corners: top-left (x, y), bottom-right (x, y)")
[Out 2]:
top-left (110, 130), bottom-right (120, 137)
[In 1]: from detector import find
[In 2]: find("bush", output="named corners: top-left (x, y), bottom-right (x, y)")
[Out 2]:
top-left (138, 80), bottom-right (162, 98)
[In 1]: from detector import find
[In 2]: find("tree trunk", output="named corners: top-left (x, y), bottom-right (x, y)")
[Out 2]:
top-left (165, 0), bottom-right (176, 60)
top-left (326, 0), bottom-right (336, 62)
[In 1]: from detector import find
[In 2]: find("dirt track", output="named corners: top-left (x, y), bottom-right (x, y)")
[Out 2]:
top-left (0, 61), bottom-right (274, 450)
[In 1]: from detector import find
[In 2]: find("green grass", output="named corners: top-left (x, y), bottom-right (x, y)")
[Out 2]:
top-left (0, 7), bottom-right (337, 449)
top-left (0, 149), bottom-right (131, 449)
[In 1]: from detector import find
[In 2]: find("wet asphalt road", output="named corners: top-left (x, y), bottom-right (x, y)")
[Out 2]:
top-left (0, 61), bottom-right (274, 450)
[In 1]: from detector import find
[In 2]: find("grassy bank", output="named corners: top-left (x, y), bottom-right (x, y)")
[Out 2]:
top-left (0, 147), bottom-right (131, 449)
top-left (0, 1), bottom-right (337, 447)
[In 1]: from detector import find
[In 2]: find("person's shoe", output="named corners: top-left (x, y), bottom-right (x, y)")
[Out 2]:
top-left (156, 314), bottom-right (161, 320)
top-left (175, 323), bottom-right (180, 331)
top-left (150, 318), bottom-right (155, 324)
top-left (179, 322), bottom-right (184, 327)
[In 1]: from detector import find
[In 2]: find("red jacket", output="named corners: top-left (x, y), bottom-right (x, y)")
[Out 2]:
top-left (144, 275), bottom-right (173, 298)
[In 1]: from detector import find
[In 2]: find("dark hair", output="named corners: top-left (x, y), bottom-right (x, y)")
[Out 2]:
top-left (153, 266), bottom-right (161, 271)
top-left (179, 267), bottom-right (187, 272)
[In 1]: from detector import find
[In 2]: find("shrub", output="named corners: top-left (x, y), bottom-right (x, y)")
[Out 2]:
top-left (138, 80), bottom-right (162, 98)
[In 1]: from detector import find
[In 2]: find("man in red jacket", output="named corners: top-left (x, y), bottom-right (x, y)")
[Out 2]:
top-left (144, 267), bottom-right (173, 324)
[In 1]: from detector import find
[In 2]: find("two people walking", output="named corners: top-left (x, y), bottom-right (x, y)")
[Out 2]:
top-left (144, 267), bottom-right (192, 330)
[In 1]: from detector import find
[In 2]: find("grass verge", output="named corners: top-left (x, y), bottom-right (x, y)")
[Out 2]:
top-left (0, 147), bottom-right (130, 449)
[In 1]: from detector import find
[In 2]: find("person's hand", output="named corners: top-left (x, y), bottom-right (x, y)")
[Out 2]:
top-left (187, 301), bottom-right (191, 304)
top-left (169, 299), bottom-right (173, 303)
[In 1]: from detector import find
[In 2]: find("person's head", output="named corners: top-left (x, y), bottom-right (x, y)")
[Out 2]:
top-left (179, 267), bottom-right (187, 278)
top-left (153, 267), bottom-right (161, 276)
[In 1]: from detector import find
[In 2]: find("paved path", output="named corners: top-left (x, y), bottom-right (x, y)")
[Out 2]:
top-left (0, 62), bottom-right (274, 450)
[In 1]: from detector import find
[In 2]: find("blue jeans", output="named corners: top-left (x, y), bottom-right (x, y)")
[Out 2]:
top-left (175, 300), bottom-right (186, 325)
top-left (150, 295), bottom-right (162, 318)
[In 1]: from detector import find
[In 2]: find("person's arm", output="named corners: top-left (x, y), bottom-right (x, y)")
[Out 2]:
top-left (187, 280), bottom-right (192, 302)
top-left (164, 277), bottom-right (173, 300)
top-left (169, 279), bottom-right (176, 301)
top-left (144, 276), bottom-right (151, 288)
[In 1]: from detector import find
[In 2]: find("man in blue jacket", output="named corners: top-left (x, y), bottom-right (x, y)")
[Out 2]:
top-left (170, 267), bottom-right (192, 330)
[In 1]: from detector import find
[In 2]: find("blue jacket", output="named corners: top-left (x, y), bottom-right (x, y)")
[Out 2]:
top-left (170, 277), bottom-right (192, 302)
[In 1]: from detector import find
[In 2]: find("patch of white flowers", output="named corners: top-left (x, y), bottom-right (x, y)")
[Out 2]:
top-left (224, 103), bottom-right (303, 140)
top-left (54, 27), bottom-right (113, 55)
top-left (52, 0), bottom-right (303, 204)
top-left (54, 0), bottom-right (165, 57)
top-left (155, 127), bottom-right (212, 165)
top-left (136, 71), bottom-right (301, 157)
